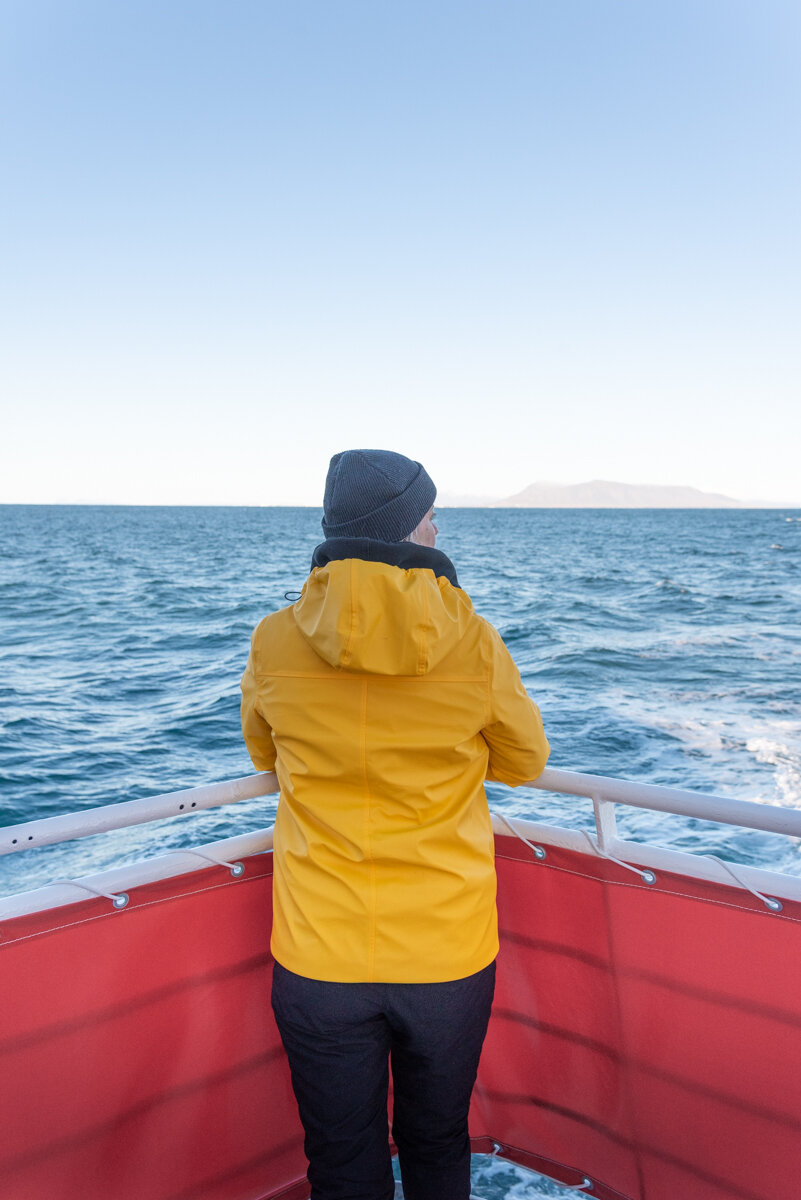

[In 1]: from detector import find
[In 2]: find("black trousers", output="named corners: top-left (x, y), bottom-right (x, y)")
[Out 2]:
top-left (271, 960), bottom-right (496, 1200)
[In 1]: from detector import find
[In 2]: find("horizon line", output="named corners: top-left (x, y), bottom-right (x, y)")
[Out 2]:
top-left (2, 501), bottom-right (800, 511)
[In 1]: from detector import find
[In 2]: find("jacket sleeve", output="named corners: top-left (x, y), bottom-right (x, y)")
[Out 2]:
top-left (482, 624), bottom-right (550, 785)
top-left (240, 636), bottom-right (277, 772)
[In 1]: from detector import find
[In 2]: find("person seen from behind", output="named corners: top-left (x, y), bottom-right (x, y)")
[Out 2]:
top-left (241, 449), bottom-right (550, 1200)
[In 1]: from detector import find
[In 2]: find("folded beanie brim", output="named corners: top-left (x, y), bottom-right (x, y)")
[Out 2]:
top-left (322, 450), bottom-right (436, 542)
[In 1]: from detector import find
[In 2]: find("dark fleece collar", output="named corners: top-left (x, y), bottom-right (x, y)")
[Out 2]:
top-left (311, 537), bottom-right (460, 589)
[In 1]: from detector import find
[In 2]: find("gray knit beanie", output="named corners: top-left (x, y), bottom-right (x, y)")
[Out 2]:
top-left (322, 449), bottom-right (436, 541)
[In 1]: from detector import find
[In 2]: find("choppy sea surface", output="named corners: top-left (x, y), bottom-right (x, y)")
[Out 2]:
top-left (2, 504), bottom-right (800, 1197)
top-left (2, 504), bottom-right (800, 893)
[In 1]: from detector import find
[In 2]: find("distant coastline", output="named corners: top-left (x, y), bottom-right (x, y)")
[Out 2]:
top-left (437, 480), bottom-right (799, 509)
top-left (2, 482), bottom-right (799, 509)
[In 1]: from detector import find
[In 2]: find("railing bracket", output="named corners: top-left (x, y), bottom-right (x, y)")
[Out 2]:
top-left (495, 814), bottom-right (546, 861)
top-left (179, 849), bottom-right (246, 878)
top-left (579, 832), bottom-right (657, 885)
top-left (49, 879), bottom-right (130, 910)
top-left (704, 854), bottom-right (784, 912)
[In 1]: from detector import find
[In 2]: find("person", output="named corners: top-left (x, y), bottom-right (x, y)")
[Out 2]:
top-left (241, 449), bottom-right (550, 1200)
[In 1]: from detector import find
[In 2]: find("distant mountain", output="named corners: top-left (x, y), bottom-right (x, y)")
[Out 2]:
top-left (493, 480), bottom-right (744, 508)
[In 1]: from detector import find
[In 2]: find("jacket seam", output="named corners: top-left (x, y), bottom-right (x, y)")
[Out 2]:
top-left (484, 623), bottom-right (492, 729)
top-left (418, 579), bottom-right (429, 674)
top-left (252, 670), bottom-right (487, 682)
top-left (361, 677), bottom-right (377, 982)
top-left (342, 558), bottom-right (358, 668)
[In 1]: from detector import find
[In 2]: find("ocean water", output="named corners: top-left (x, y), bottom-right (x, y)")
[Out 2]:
top-left (1, 504), bottom-right (800, 899)
top-left (2, 504), bottom-right (800, 1199)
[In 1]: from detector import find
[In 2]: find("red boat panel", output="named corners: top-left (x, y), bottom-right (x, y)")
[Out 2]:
top-left (474, 840), bottom-right (801, 1200)
top-left (1, 837), bottom-right (800, 1200)
top-left (0, 859), bottom-right (303, 1200)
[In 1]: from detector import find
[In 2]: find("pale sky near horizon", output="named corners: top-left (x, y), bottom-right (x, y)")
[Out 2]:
top-left (2, 1), bottom-right (800, 505)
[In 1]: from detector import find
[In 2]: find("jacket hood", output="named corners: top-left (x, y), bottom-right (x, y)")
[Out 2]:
top-left (293, 539), bottom-right (474, 675)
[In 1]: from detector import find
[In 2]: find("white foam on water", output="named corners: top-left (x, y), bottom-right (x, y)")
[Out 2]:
top-left (612, 697), bottom-right (732, 753)
top-left (746, 735), bottom-right (801, 810)
top-left (604, 692), bottom-right (801, 814)
top-left (662, 716), bottom-right (729, 753)
top-left (470, 1153), bottom-right (588, 1198)
top-left (670, 632), bottom-right (740, 649)
top-left (391, 1155), bottom-right (590, 1198)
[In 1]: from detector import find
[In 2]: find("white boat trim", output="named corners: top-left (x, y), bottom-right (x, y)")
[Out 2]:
top-left (491, 814), bottom-right (801, 905)
top-left (0, 829), bottom-right (274, 923)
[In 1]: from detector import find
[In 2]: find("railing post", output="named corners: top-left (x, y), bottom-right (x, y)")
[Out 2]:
top-left (593, 796), bottom-right (617, 854)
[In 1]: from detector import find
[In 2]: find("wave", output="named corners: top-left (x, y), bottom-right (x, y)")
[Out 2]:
top-left (746, 736), bottom-right (801, 810)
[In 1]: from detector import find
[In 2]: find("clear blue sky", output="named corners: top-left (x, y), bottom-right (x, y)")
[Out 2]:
top-left (2, 1), bottom-right (799, 503)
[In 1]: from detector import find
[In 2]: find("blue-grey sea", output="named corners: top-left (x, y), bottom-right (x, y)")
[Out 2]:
top-left (2, 504), bottom-right (800, 895)
top-left (1, 504), bottom-right (800, 1198)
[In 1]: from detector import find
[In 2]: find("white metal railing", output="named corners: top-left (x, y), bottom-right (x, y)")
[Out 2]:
top-left (0, 772), bottom-right (279, 856)
top-left (533, 767), bottom-right (801, 838)
top-left (2, 767), bottom-right (800, 923)
top-left (3, 767), bottom-right (801, 858)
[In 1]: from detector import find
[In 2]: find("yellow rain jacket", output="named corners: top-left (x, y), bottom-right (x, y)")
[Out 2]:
top-left (241, 543), bottom-right (549, 983)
